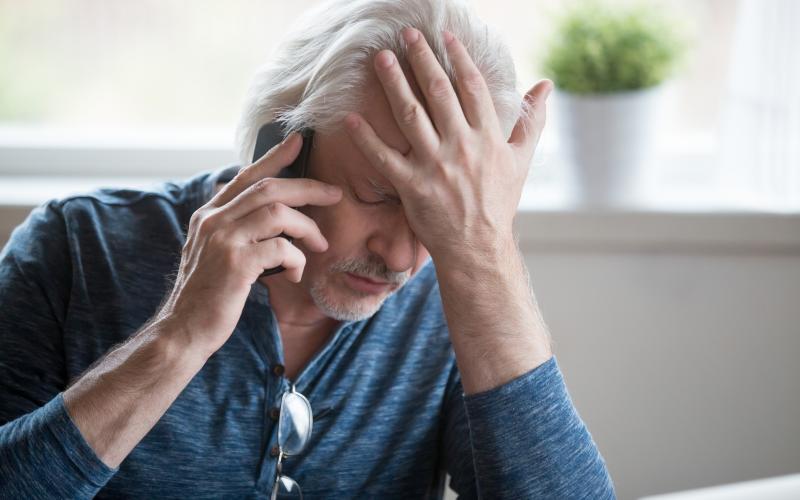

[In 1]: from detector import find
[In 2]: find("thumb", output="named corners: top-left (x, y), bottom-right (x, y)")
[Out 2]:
top-left (508, 80), bottom-right (553, 159)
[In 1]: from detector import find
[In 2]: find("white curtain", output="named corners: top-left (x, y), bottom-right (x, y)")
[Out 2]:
top-left (719, 0), bottom-right (800, 209)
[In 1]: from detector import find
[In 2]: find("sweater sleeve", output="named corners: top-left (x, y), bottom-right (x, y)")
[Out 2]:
top-left (0, 393), bottom-right (118, 497)
top-left (442, 355), bottom-right (616, 499)
top-left (0, 201), bottom-right (118, 497)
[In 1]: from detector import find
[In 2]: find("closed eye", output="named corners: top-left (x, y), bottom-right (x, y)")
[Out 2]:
top-left (351, 187), bottom-right (385, 206)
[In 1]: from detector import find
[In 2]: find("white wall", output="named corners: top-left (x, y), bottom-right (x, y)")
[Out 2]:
top-left (519, 213), bottom-right (800, 500)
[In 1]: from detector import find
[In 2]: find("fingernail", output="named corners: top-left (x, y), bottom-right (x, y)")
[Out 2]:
top-left (544, 80), bottom-right (554, 100)
top-left (443, 30), bottom-right (454, 45)
top-left (282, 131), bottom-right (296, 144)
top-left (377, 50), bottom-right (395, 69)
top-left (326, 184), bottom-right (341, 195)
top-left (344, 113), bottom-right (360, 130)
top-left (402, 28), bottom-right (419, 44)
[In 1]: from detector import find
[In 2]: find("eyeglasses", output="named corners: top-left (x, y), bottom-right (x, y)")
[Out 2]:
top-left (271, 384), bottom-right (313, 500)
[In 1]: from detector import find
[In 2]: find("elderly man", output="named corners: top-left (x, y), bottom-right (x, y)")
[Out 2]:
top-left (0, 0), bottom-right (615, 498)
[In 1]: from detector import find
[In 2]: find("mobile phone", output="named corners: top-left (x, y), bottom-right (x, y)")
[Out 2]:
top-left (253, 122), bottom-right (314, 278)
top-left (252, 123), bottom-right (315, 277)
top-left (252, 122), bottom-right (314, 178)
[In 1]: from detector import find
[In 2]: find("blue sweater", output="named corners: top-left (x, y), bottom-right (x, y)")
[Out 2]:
top-left (0, 167), bottom-right (615, 499)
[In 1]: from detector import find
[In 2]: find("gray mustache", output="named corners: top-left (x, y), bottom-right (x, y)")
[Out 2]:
top-left (331, 256), bottom-right (409, 285)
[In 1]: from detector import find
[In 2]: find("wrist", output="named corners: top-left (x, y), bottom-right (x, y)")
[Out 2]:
top-left (431, 232), bottom-right (518, 277)
top-left (63, 312), bottom-right (211, 470)
top-left (148, 313), bottom-right (215, 366)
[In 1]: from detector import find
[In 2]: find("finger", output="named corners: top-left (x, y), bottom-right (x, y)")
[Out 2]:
top-left (443, 31), bottom-right (501, 132)
top-left (373, 49), bottom-right (439, 155)
top-left (210, 132), bottom-right (303, 208)
top-left (221, 176), bottom-right (342, 221)
top-left (344, 112), bottom-right (413, 188)
top-left (401, 28), bottom-right (467, 135)
top-left (509, 80), bottom-right (553, 161)
top-left (251, 237), bottom-right (306, 283)
top-left (233, 201), bottom-right (329, 253)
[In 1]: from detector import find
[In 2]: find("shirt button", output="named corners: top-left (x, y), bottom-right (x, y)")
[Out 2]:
top-left (268, 406), bottom-right (280, 421)
top-left (270, 445), bottom-right (280, 457)
top-left (272, 364), bottom-right (285, 377)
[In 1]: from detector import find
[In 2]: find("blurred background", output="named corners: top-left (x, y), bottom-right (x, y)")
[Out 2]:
top-left (0, 1), bottom-right (798, 498)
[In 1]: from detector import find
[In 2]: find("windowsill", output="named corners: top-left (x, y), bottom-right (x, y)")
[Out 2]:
top-left (1, 175), bottom-right (798, 254)
top-left (1, 123), bottom-right (797, 252)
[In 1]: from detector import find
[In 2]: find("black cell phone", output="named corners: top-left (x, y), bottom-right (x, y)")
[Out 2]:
top-left (252, 122), bottom-right (314, 178)
top-left (250, 123), bottom-right (315, 277)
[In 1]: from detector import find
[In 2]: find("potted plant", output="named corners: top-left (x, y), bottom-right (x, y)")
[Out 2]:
top-left (542, 1), bottom-right (687, 207)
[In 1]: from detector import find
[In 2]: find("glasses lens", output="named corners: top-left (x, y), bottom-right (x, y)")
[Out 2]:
top-left (271, 474), bottom-right (303, 500)
top-left (278, 391), bottom-right (313, 455)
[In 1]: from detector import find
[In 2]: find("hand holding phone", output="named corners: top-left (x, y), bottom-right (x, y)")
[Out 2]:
top-left (215, 124), bottom-right (316, 277)
top-left (251, 124), bottom-right (315, 276)
top-left (162, 130), bottom-right (341, 356)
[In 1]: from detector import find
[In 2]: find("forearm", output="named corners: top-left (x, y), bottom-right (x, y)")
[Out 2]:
top-left (63, 315), bottom-right (209, 469)
top-left (437, 241), bottom-right (615, 497)
top-left (433, 235), bottom-right (552, 395)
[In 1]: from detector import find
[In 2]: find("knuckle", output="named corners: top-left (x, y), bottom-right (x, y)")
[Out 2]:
top-left (433, 158), bottom-right (450, 173)
top-left (376, 150), bottom-right (392, 168)
top-left (454, 137), bottom-right (473, 159)
top-left (263, 202), bottom-right (279, 219)
top-left (231, 167), bottom-right (252, 184)
top-left (270, 202), bottom-right (289, 219)
top-left (401, 103), bottom-right (421, 126)
top-left (461, 71), bottom-right (486, 96)
top-left (189, 209), bottom-right (203, 229)
top-left (274, 236), bottom-right (292, 254)
top-left (252, 177), bottom-right (278, 197)
top-left (428, 76), bottom-right (452, 100)
top-left (196, 212), bottom-right (219, 235)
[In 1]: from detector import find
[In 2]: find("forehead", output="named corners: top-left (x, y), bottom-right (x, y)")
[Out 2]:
top-left (309, 65), bottom-right (424, 188)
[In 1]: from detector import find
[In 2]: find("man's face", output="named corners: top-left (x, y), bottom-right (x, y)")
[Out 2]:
top-left (292, 73), bottom-right (431, 321)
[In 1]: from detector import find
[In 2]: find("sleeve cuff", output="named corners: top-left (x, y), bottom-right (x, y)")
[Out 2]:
top-left (462, 355), bottom-right (616, 498)
top-left (47, 392), bottom-right (119, 485)
top-left (463, 355), bottom-right (561, 408)
top-left (0, 393), bottom-right (118, 498)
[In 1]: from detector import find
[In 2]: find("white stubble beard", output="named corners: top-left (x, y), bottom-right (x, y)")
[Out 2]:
top-left (308, 256), bottom-right (411, 322)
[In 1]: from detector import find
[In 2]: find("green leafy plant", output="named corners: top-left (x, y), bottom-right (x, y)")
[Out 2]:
top-left (541, 1), bottom-right (688, 94)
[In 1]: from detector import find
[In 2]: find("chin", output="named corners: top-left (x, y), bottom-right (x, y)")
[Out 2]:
top-left (308, 274), bottom-right (392, 322)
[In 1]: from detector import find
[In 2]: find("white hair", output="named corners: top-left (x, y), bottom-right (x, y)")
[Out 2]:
top-left (234, 0), bottom-right (523, 166)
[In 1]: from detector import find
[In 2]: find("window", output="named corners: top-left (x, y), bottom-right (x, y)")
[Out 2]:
top-left (0, 0), bottom-right (796, 209)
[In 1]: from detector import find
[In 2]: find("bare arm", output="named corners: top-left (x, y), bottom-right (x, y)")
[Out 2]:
top-left (433, 238), bottom-right (552, 395)
top-left (63, 316), bottom-right (206, 468)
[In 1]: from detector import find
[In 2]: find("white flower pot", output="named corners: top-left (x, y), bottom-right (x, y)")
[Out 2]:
top-left (556, 85), bottom-right (664, 208)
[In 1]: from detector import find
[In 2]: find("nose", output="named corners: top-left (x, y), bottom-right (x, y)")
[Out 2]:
top-left (366, 210), bottom-right (418, 274)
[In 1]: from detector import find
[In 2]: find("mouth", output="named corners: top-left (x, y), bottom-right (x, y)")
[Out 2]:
top-left (343, 272), bottom-right (393, 294)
